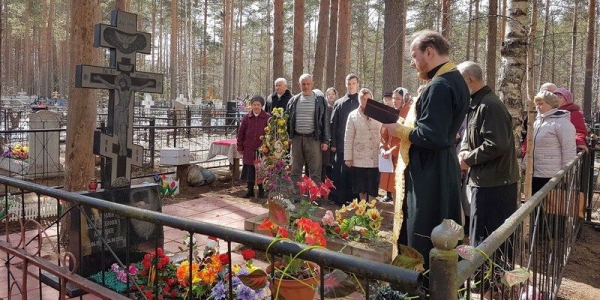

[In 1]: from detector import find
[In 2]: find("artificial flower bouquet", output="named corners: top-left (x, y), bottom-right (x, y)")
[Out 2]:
top-left (210, 248), bottom-right (270, 299)
top-left (154, 173), bottom-right (179, 197)
top-left (330, 199), bottom-right (383, 241)
top-left (258, 216), bottom-right (326, 279)
top-left (1, 143), bottom-right (29, 160)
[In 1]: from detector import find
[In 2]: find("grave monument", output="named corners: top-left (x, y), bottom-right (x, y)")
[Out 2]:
top-left (42, 10), bottom-right (166, 296)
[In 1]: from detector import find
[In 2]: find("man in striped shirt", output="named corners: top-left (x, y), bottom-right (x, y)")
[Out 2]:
top-left (287, 74), bottom-right (330, 199)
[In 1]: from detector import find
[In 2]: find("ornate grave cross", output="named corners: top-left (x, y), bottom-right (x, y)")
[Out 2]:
top-left (75, 10), bottom-right (163, 189)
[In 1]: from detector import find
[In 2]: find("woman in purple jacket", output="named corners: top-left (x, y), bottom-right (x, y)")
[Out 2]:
top-left (237, 96), bottom-right (270, 198)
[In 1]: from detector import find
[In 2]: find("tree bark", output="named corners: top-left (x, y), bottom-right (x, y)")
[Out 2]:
top-left (312, 0), bottom-right (329, 90)
top-left (0, 0), bottom-right (3, 96)
top-left (473, 0), bottom-right (480, 62)
top-left (325, 0), bottom-right (338, 89)
top-left (65, 0), bottom-right (99, 192)
top-left (382, 0), bottom-right (404, 94)
top-left (538, 0), bottom-right (550, 87)
top-left (265, 0), bottom-right (272, 96)
top-left (441, 0), bottom-right (450, 38)
top-left (291, 0), bottom-right (305, 94)
top-left (486, 0), bottom-right (498, 90)
top-left (334, 0), bottom-right (351, 96)
top-left (524, 0), bottom-right (538, 199)
top-left (569, 2), bottom-right (578, 92)
top-left (273, 0), bottom-right (284, 82)
top-left (170, 0), bottom-right (178, 100)
top-left (497, 0), bottom-right (529, 193)
top-left (466, 0), bottom-right (472, 61)
top-left (583, 0), bottom-right (596, 121)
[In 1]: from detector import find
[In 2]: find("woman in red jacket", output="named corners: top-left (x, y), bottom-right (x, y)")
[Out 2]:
top-left (237, 96), bottom-right (270, 198)
top-left (554, 88), bottom-right (588, 153)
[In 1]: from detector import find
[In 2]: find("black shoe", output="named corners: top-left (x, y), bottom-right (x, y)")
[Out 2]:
top-left (243, 182), bottom-right (254, 198)
top-left (243, 190), bottom-right (254, 198)
top-left (258, 187), bottom-right (267, 199)
top-left (381, 195), bottom-right (393, 202)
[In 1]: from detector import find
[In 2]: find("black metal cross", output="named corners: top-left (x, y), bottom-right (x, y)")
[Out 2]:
top-left (75, 10), bottom-right (163, 189)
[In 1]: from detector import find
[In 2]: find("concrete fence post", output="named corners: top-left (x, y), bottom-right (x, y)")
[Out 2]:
top-left (429, 221), bottom-right (459, 300)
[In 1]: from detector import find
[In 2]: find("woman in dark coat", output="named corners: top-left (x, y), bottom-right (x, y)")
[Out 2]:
top-left (237, 96), bottom-right (270, 198)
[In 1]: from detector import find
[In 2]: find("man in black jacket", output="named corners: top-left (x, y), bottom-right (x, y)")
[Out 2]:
top-left (265, 78), bottom-right (292, 113)
top-left (330, 74), bottom-right (360, 205)
top-left (287, 74), bottom-right (330, 197)
top-left (457, 61), bottom-right (519, 245)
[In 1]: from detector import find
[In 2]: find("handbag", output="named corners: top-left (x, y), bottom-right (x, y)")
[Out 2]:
top-left (543, 189), bottom-right (585, 219)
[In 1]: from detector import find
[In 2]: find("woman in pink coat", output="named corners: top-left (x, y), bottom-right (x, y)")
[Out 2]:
top-left (237, 96), bottom-right (270, 198)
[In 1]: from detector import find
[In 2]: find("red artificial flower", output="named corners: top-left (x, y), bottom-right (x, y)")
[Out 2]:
top-left (160, 174), bottom-right (167, 180)
top-left (241, 249), bottom-right (255, 261)
top-left (156, 248), bottom-right (164, 257)
top-left (341, 232), bottom-right (349, 239)
top-left (334, 226), bottom-right (341, 234)
top-left (171, 290), bottom-right (178, 298)
top-left (277, 227), bottom-right (289, 238)
top-left (257, 218), bottom-right (276, 234)
top-left (170, 181), bottom-right (177, 188)
top-left (323, 177), bottom-right (335, 189)
top-left (219, 253), bottom-right (230, 265)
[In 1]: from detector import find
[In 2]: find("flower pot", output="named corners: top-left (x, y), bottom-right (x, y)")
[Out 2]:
top-left (267, 262), bottom-right (320, 300)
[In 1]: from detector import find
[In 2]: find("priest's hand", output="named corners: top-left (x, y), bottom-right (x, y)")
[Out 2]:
top-left (345, 160), bottom-right (353, 167)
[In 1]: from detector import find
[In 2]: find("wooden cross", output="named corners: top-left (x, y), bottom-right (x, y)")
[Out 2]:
top-left (75, 9), bottom-right (163, 189)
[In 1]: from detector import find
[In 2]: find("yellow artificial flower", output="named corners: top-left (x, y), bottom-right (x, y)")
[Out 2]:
top-left (348, 199), bottom-right (359, 210)
top-left (277, 119), bottom-right (286, 126)
top-left (356, 205), bottom-right (366, 216)
top-left (369, 221), bottom-right (381, 230)
top-left (367, 199), bottom-right (377, 208)
top-left (366, 208), bottom-right (381, 222)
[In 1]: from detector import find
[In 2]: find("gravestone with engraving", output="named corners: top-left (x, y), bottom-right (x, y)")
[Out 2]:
top-left (41, 9), bottom-right (166, 296)
top-left (69, 184), bottom-right (163, 278)
top-left (28, 110), bottom-right (63, 176)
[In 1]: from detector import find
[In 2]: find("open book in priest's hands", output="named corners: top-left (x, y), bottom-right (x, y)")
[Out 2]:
top-left (364, 98), bottom-right (401, 124)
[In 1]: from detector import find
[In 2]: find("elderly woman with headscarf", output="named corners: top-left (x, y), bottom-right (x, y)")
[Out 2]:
top-left (237, 95), bottom-right (270, 198)
top-left (554, 87), bottom-right (588, 153)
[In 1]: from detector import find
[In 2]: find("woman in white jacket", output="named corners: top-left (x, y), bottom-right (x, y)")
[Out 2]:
top-left (531, 91), bottom-right (577, 193)
top-left (344, 88), bottom-right (382, 201)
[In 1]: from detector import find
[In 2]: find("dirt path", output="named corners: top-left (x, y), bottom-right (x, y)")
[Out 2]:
top-left (557, 224), bottom-right (600, 299)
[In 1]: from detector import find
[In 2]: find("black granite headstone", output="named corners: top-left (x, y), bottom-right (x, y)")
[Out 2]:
top-left (69, 184), bottom-right (163, 278)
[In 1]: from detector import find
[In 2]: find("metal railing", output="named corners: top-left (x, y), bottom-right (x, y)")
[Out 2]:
top-left (429, 152), bottom-right (587, 299)
top-left (0, 176), bottom-right (423, 299)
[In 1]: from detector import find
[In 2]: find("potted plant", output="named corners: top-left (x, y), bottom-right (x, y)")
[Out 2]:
top-left (257, 216), bottom-right (327, 300)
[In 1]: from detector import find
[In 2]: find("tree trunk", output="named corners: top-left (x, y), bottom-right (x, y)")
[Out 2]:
top-left (273, 0), bottom-right (284, 82)
top-left (523, 0), bottom-right (538, 199)
top-left (325, 0), bottom-right (338, 89)
top-left (47, 0), bottom-right (55, 95)
top-left (538, 0), bottom-right (550, 87)
top-left (202, 0), bottom-right (208, 97)
top-left (473, 0), bottom-right (480, 62)
top-left (583, 0), bottom-right (596, 121)
top-left (371, 7), bottom-right (382, 89)
top-left (441, 0), bottom-right (450, 38)
top-left (0, 0), bottom-right (3, 96)
top-left (486, 0), bottom-right (498, 90)
top-left (497, 0), bottom-right (529, 193)
top-left (569, 2), bottom-right (578, 92)
top-left (65, 0), bottom-right (98, 190)
top-left (466, 0), bottom-right (472, 61)
top-left (265, 0), bottom-right (272, 96)
top-left (334, 0), bottom-right (351, 96)
top-left (291, 0), bottom-right (304, 94)
top-left (23, 0), bottom-right (32, 94)
top-left (170, 0), bottom-right (178, 100)
top-left (312, 0), bottom-right (329, 89)
top-left (382, 0), bottom-right (404, 93)
top-left (500, 0), bottom-right (507, 41)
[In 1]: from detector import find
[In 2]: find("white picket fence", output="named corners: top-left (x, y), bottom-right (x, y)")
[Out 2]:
top-left (2, 200), bottom-right (59, 222)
